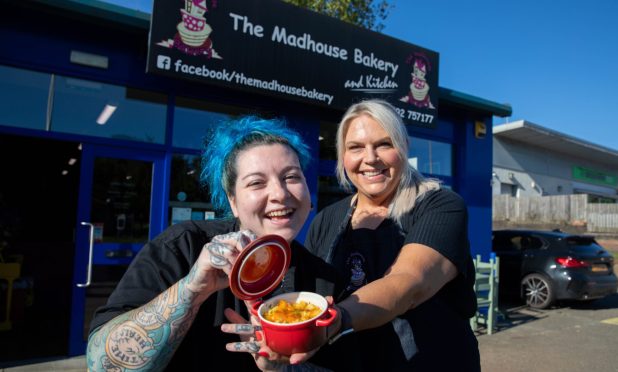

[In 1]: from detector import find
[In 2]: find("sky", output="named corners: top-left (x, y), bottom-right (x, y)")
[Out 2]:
top-left (382, 0), bottom-right (618, 151)
top-left (110, 0), bottom-right (617, 151)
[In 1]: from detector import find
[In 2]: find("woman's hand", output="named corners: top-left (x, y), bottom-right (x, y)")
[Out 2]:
top-left (185, 230), bottom-right (256, 302)
top-left (222, 307), bottom-right (285, 371)
top-left (221, 306), bottom-right (321, 371)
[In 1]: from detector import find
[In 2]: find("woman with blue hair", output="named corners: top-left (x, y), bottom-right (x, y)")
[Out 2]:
top-left (86, 116), bottom-right (328, 371)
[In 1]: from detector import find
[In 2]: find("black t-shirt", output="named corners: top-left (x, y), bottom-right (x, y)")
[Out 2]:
top-left (89, 219), bottom-right (329, 371)
top-left (305, 188), bottom-right (480, 372)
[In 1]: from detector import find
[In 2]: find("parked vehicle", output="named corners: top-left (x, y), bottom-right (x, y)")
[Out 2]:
top-left (492, 229), bottom-right (618, 309)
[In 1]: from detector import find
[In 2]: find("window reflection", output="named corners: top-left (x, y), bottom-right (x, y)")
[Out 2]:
top-left (169, 153), bottom-right (215, 225)
top-left (173, 97), bottom-right (248, 150)
top-left (319, 121), bottom-right (338, 161)
top-left (91, 157), bottom-right (152, 243)
top-left (408, 137), bottom-right (452, 177)
top-left (51, 76), bottom-right (167, 143)
top-left (317, 175), bottom-right (350, 211)
top-left (0, 65), bottom-right (50, 130)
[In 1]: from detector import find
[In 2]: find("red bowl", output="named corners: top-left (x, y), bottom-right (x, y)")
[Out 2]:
top-left (251, 292), bottom-right (337, 355)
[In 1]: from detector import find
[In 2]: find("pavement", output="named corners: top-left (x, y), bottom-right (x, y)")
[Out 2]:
top-left (478, 293), bottom-right (618, 372)
top-left (3, 294), bottom-right (618, 372)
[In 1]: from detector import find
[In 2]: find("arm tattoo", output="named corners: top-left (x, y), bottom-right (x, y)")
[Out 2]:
top-left (87, 276), bottom-right (202, 371)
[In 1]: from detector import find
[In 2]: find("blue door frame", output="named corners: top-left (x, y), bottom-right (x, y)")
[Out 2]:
top-left (68, 143), bottom-right (168, 356)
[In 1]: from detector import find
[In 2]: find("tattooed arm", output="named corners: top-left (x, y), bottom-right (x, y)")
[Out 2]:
top-left (86, 271), bottom-right (205, 371)
top-left (87, 230), bottom-right (256, 372)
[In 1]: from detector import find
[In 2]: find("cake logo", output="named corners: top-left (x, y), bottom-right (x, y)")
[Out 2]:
top-left (400, 52), bottom-right (434, 109)
top-left (157, 0), bottom-right (222, 59)
top-left (345, 252), bottom-right (367, 293)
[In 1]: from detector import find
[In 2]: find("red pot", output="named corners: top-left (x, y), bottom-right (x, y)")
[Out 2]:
top-left (228, 235), bottom-right (337, 355)
top-left (251, 292), bottom-right (337, 355)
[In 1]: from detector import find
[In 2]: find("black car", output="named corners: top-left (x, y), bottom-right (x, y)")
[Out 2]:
top-left (492, 229), bottom-right (618, 309)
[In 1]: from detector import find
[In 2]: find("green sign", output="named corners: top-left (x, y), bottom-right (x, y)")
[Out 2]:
top-left (572, 166), bottom-right (618, 187)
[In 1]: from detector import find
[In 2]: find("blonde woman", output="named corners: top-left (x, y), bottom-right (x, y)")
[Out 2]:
top-left (305, 99), bottom-right (480, 371)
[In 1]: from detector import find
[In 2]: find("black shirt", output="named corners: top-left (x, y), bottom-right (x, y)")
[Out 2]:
top-left (89, 219), bottom-right (329, 371)
top-left (305, 188), bottom-right (480, 372)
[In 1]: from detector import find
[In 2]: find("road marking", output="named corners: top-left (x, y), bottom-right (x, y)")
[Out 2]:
top-left (601, 317), bottom-right (618, 326)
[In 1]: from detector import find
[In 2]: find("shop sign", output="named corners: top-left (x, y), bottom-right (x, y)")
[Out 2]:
top-left (146, 0), bottom-right (439, 127)
top-left (572, 166), bottom-right (617, 187)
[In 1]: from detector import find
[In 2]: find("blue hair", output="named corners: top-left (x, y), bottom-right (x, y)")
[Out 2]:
top-left (200, 116), bottom-right (312, 217)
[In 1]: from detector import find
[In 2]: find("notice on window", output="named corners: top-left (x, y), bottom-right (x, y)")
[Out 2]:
top-left (93, 223), bottom-right (104, 242)
top-left (172, 207), bottom-right (192, 224)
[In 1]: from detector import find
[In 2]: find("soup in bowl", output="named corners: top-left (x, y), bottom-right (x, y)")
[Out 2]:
top-left (251, 291), bottom-right (337, 355)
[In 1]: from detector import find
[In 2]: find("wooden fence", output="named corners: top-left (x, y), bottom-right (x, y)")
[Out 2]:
top-left (493, 194), bottom-right (618, 233)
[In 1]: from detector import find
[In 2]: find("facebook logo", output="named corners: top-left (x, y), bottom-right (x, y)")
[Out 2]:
top-left (157, 55), bottom-right (171, 70)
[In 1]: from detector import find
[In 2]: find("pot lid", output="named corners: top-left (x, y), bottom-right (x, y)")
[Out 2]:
top-left (229, 234), bottom-right (291, 300)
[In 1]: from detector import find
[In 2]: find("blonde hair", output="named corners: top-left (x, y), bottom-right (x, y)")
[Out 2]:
top-left (336, 99), bottom-right (440, 224)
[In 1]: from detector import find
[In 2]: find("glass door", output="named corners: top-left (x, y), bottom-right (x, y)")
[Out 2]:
top-left (0, 134), bottom-right (81, 364)
top-left (68, 144), bottom-right (166, 356)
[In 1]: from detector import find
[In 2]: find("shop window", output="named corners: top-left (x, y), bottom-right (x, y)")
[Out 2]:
top-left (173, 97), bottom-right (251, 150)
top-left (408, 136), bottom-right (452, 178)
top-left (91, 157), bottom-right (152, 243)
top-left (317, 175), bottom-right (350, 211)
top-left (317, 121), bottom-right (349, 211)
top-left (587, 194), bottom-right (617, 204)
top-left (319, 121), bottom-right (338, 161)
top-left (501, 183), bottom-right (518, 197)
top-left (51, 76), bottom-right (167, 143)
top-left (0, 65), bottom-right (50, 131)
top-left (168, 153), bottom-right (216, 225)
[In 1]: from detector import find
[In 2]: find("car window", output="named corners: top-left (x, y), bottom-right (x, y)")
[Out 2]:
top-left (565, 236), bottom-right (605, 254)
top-left (508, 235), bottom-right (543, 251)
top-left (492, 233), bottom-right (516, 252)
top-left (522, 236), bottom-right (543, 250)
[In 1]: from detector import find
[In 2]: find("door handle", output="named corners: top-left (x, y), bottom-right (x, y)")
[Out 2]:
top-left (77, 222), bottom-right (95, 288)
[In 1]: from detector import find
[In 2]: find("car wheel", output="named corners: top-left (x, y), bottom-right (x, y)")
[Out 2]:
top-left (521, 273), bottom-right (554, 309)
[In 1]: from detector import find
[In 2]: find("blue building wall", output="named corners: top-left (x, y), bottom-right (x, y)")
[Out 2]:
top-left (0, 3), bottom-right (495, 258)
top-left (0, 1), bottom-right (498, 360)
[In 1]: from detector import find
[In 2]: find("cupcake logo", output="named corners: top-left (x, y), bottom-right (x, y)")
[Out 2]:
top-left (157, 0), bottom-right (222, 59)
top-left (345, 252), bottom-right (367, 292)
top-left (400, 52), bottom-right (434, 109)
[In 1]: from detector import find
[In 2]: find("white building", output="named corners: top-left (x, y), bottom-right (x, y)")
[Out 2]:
top-left (493, 120), bottom-right (618, 202)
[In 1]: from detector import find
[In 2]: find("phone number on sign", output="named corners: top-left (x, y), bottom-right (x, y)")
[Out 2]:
top-left (394, 107), bottom-right (434, 124)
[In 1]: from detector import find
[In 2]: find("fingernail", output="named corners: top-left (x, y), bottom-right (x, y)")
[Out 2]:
top-left (255, 332), bottom-right (263, 341)
top-left (258, 351), bottom-right (269, 358)
top-left (290, 359), bottom-right (299, 365)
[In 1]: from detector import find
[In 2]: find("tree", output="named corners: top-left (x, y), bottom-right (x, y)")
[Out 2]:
top-left (284, 0), bottom-right (392, 32)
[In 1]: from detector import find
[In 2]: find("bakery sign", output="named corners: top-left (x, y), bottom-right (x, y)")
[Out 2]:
top-left (147, 0), bottom-right (439, 127)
